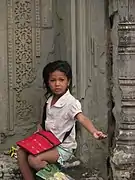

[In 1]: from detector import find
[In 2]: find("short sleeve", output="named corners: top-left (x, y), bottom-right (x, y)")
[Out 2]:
top-left (68, 99), bottom-right (82, 119)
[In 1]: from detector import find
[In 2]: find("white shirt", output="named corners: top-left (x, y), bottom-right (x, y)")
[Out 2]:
top-left (45, 90), bottom-right (82, 150)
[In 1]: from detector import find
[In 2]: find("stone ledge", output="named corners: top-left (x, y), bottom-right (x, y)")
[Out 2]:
top-left (0, 153), bottom-right (104, 180)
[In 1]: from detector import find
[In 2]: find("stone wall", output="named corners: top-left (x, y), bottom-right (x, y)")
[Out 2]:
top-left (109, 0), bottom-right (135, 179)
top-left (0, 0), bottom-right (54, 150)
top-left (52, 1), bottom-right (109, 179)
top-left (0, 0), bottom-right (109, 179)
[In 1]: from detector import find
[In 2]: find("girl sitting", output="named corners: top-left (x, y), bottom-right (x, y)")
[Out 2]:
top-left (17, 60), bottom-right (107, 180)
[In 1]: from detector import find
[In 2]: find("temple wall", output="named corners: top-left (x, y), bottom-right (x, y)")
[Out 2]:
top-left (0, 0), bottom-right (110, 179)
top-left (52, 0), bottom-right (109, 179)
top-left (0, 0), bottom-right (55, 150)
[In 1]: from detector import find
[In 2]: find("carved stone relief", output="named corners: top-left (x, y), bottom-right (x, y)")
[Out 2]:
top-left (7, 0), bottom-right (14, 130)
top-left (119, 78), bottom-right (135, 100)
top-left (118, 21), bottom-right (135, 54)
top-left (14, 0), bottom-right (36, 121)
top-left (7, 0), bottom-right (42, 132)
top-left (117, 77), bottom-right (135, 146)
top-left (35, 0), bottom-right (41, 58)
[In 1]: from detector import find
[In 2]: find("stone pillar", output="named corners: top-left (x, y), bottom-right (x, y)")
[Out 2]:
top-left (110, 0), bottom-right (135, 179)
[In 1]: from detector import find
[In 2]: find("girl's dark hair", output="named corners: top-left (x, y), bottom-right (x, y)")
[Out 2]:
top-left (42, 60), bottom-right (72, 98)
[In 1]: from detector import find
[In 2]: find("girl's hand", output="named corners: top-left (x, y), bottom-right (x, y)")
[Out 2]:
top-left (93, 131), bottom-right (107, 140)
top-left (36, 124), bottom-right (43, 132)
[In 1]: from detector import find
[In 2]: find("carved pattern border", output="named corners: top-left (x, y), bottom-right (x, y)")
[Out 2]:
top-left (7, 0), bottom-right (14, 130)
top-left (118, 22), bottom-right (135, 54)
top-left (117, 21), bottom-right (135, 146)
top-left (118, 76), bottom-right (135, 145)
top-left (119, 77), bottom-right (135, 101)
top-left (14, 0), bottom-right (36, 120)
top-left (7, 0), bottom-right (37, 125)
top-left (35, 0), bottom-right (41, 57)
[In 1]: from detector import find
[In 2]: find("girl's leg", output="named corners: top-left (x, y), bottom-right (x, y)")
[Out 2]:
top-left (28, 148), bottom-right (59, 171)
top-left (17, 148), bottom-right (35, 180)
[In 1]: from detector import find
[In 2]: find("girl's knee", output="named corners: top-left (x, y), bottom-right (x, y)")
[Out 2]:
top-left (28, 155), bottom-right (39, 168)
top-left (28, 154), bottom-right (47, 171)
top-left (17, 148), bottom-right (26, 158)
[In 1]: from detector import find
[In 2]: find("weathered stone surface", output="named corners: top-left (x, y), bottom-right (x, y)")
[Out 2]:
top-left (0, 154), bottom-right (22, 180)
top-left (0, 153), bottom-right (104, 180)
top-left (110, 0), bottom-right (135, 179)
top-left (52, 1), bottom-right (109, 179)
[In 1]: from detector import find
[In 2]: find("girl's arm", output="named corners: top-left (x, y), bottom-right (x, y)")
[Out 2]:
top-left (75, 113), bottom-right (107, 139)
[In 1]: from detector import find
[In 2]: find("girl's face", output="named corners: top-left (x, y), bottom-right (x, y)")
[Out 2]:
top-left (48, 70), bottom-right (70, 96)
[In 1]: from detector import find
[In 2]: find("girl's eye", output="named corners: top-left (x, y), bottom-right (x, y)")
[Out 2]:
top-left (50, 79), bottom-right (55, 82)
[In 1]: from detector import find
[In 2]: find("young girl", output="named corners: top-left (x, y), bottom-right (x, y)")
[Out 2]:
top-left (17, 60), bottom-right (107, 180)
